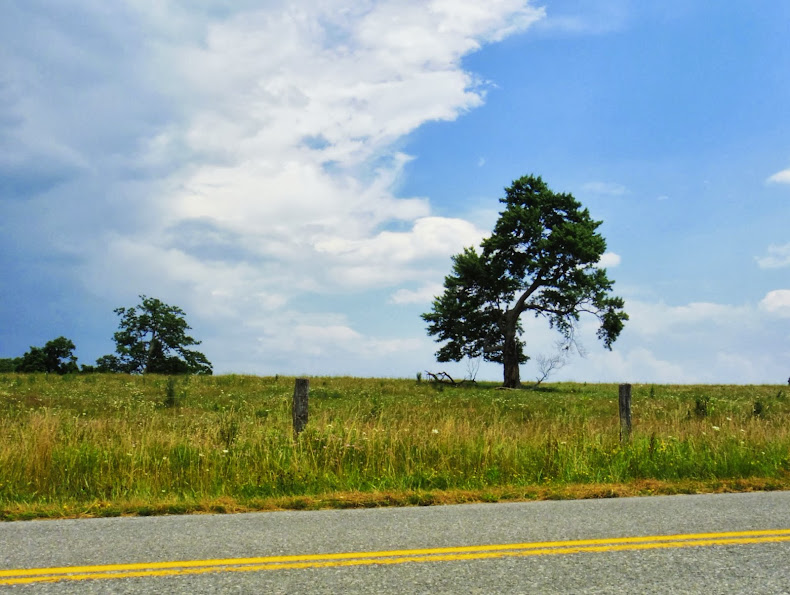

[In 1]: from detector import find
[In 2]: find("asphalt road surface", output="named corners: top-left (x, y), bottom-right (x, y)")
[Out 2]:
top-left (2, 491), bottom-right (790, 593)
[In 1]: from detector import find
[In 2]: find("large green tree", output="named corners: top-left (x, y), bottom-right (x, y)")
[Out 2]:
top-left (16, 336), bottom-right (79, 374)
top-left (423, 175), bottom-right (628, 388)
top-left (99, 295), bottom-right (212, 375)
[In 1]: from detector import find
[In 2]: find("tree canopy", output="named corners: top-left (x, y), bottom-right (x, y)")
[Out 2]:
top-left (423, 175), bottom-right (628, 388)
top-left (15, 336), bottom-right (79, 374)
top-left (99, 295), bottom-right (212, 375)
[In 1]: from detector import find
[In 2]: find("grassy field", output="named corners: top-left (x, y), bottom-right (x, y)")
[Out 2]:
top-left (1, 373), bottom-right (789, 520)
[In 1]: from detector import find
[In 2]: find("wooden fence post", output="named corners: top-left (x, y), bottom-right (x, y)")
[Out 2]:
top-left (293, 378), bottom-right (309, 436)
top-left (619, 383), bottom-right (632, 442)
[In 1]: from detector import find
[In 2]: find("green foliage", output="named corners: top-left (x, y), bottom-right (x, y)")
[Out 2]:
top-left (423, 175), bottom-right (628, 387)
top-left (424, 246), bottom-right (519, 364)
top-left (94, 355), bottom-right (123, 373)
top-left (753, 400), bottom-right (765, 418)
top-left (0, 358), bottom-right (21, 373)
top-left (16, 337), bottom-right (79, 374)
top-left (99, 295), bottom-right (212, 375)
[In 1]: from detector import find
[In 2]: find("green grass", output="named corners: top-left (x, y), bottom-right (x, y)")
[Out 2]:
top-left (1, 374), bottom-right (789, 520)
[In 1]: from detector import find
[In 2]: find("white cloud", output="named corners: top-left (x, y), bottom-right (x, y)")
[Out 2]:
top-left (598, 252), bottom-right (621, 268)
top-left (390, 283), bottom-right (444, 305)
top-left (767, 168), bottom-right (790, 184)
top-left (536, 2), bottom-right (630, 35)
top-left (208, 306), bottom-right (435, 376)
top-left (3, 2), bottom-right (542, 294)
top-left (559, 295), bottom-right (790, 384)
top-left (760, 290), bottom-right (790, 317)
top-left (757, 243), bottom-right (790, 269)
top-left (129, 1), bottom-right (540, 302)
top-left (623, 300), bottom-right (755, 337)
top-left (315, 217), bottom-right (484, 265)
top-left (294, 324), bottom-right (362, 351)
top-left (581, 348), bottom-right (696, 384)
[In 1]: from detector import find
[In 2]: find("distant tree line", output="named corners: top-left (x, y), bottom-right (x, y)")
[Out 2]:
top-left (0, 296), bottom-right (212, 375)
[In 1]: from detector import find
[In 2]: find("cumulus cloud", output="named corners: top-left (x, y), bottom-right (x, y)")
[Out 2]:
top-left (390, 283), bottom-right (444, 305)
top-left (757, 243), bottom-right (790, 269)
top-left (760, 290), bottom-right (790, 317)
top-left (211, 307), bottom-right (434, 376)
top-left (561, 295), bottom-right (789, 384)
top-left (622, 300), bottom-right (755, 337)
top-left (597, 252), bottom-right (621, 268)
top-left (98, 1), bottom-right (540, 303)
top-left (767, 168), bottom-right (790, 184)
top-left (582, 347), bottom-right (696, 384)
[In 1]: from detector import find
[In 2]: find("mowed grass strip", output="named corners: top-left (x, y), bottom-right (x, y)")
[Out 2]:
top-left (1, 374), bottom-right (789, 520)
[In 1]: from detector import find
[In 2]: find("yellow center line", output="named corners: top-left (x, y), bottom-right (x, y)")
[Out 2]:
top-left (2, 528), bottom-right (789, 585)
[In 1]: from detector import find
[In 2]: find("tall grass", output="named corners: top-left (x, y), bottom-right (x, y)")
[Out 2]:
top-left (1, 374), bottom-right (788, 515)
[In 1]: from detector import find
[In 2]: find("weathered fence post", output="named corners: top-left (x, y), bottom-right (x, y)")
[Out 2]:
top-left (619, 383), bottom-right (632, 442)
top-left (293, 378), bottom-right (309, 436)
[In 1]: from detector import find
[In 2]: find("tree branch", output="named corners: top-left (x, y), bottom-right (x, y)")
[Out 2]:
top-left (424, 370), bottom-right (476, 386)
top-left (511, 273), bottom-right (545, 315)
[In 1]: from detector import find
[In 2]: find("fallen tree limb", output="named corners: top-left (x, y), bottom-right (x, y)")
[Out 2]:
top-left (424, 371), bottom-right (476, 386)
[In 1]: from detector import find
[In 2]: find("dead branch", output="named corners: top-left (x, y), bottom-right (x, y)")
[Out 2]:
top-left (425, 371), bottom-right (476, 386)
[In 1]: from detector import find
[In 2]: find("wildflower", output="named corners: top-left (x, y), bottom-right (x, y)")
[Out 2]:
top-left (726, 417), bottom-right (732, 421)
top-left (712, 426), bottom-right (720, 431)
top-left (222, 449), bottom-right (229, 454)
top-left (432, 429), bottom-right (439, 434)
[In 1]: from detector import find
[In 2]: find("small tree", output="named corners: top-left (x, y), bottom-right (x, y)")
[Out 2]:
top-left (423, 175), bottom-right (628, 388)
top-left (0, 358), bottom-right (22, 373)
top-left (16, 337), bottom-right (79, 374)
top-left (99, 295), bottom-right (212, 375)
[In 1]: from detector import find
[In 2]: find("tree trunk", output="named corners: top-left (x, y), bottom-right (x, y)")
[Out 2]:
top-left (144, 329), bottom-right (159, 374)
top-left (502, 310), bottom-right (521, 388)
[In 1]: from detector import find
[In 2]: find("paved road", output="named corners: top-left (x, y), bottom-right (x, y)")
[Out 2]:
top-left (2, 492), bottom-right (790, 593)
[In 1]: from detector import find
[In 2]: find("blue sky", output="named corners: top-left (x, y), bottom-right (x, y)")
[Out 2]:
top-left (1, 1), bottom-right (789, 384)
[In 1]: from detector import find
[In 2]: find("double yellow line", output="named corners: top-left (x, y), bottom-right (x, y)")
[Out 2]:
top-left (3, 528), bottom-right (790, 585)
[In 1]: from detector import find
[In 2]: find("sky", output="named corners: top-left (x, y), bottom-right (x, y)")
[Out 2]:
top-left (1, 0), bottom-right (789, 384)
